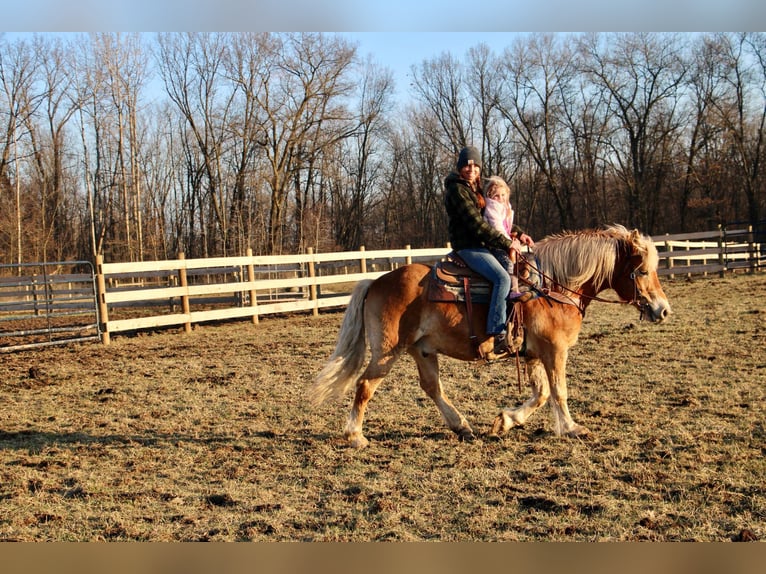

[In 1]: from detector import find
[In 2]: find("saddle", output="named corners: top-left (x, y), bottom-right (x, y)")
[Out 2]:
top-left (428, 251), bottom-right (541, 303)
top-left (428, 252), bottom-right (536, 361)
top-left (428, 253), bottom-right (491, 303)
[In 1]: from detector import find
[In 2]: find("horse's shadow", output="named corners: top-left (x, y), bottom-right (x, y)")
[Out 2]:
top-left (0, 428), bottom-right (336, 452)
top-left (0, 424), bottom-right (549, 454)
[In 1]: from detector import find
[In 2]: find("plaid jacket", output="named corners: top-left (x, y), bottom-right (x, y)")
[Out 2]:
top-left (443, 172), bottom-right (516, 252)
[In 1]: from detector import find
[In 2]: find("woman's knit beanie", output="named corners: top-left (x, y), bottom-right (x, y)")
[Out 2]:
top-left (457, 146), bottom-right (482, 170)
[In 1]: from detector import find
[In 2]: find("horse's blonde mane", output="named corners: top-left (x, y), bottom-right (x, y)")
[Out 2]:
top-left (534, 224), bottom-right (658, 292)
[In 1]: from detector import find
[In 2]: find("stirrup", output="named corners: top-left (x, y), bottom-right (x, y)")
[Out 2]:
top-left (491, 331), bottom-right (524, 358)
top-left (509, 291), bottom-right (533, 303)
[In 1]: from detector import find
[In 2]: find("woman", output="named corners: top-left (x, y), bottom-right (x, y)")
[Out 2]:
top-left (443, 146), bottom-right (532, 356)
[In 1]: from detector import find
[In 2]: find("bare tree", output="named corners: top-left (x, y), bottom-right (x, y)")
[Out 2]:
top-left (464, 43), bottom-right (515, 177)
top-left (246, 33), bottom-right (357, 254)
top-left (679, 34), bottom-right (733, 230)
top-left (495, 33), bottom-right (579, 231)
top-left (328, 57), bottom-right (394, 250)
top-left (87, 33), bottom-right (150, 261)
top-left (157, 32), bottom-right (235, 257)
top-left (221, 32), bottom-right (273, 255)
top-left (557, 49), bottom-right (614, 229)
top-left (708, 32), bottom-right (766, 227)
top-left (0, 36), bottom-right (42, 265)
top-left (411, 51), bottom-right (476, 154)
top-left (578, 33), bottom-right (687, 233)
top-left (20, 35), bottom-right (81, 262)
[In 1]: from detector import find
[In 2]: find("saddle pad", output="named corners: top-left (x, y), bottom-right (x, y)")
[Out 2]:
top-left (428, 265), bottom-right (491, 304)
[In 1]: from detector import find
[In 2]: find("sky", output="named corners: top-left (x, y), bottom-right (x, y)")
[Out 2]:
top-left (343, 32), bottom-right (520, 103)
top-left (4, 0), bottom-right (765, 31)
top-left (4, 2), bottom-right (765, 105)
top-left (0, 30), bottom-right (513, 106)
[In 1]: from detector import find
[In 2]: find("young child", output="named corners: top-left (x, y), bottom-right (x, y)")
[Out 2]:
top-left (482, 176), bottom-right (534, 298)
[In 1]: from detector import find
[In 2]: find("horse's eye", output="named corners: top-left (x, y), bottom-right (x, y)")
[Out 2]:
top-left (631, 268), bottom-right (649, 279)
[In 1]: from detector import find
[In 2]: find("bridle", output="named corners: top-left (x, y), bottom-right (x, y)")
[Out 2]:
top-left (515, 242), bottom-right (651, 320)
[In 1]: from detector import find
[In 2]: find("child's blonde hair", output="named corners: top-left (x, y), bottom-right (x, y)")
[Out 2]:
top-left (483, 176), bottom-right (510, 200)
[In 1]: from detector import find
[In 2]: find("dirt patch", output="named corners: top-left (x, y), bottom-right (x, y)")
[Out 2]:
top-left (0, 273), bottom-right (764, 541)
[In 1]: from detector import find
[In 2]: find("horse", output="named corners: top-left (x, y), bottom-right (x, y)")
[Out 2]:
top-left (310, 224), bottom-right (671, 449)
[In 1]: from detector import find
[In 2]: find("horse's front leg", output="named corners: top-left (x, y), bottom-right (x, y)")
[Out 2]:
top-left (545, 350), bottom-right (590, 437)
top-left (490, 358), bottom-right (549, 436)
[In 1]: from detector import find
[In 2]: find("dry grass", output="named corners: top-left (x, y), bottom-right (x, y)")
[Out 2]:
top-left (0, 272), bottom-right (764, 541)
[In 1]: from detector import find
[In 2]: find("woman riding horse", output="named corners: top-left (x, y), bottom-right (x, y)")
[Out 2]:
top-left (443, 146), bottom-right (534, 356)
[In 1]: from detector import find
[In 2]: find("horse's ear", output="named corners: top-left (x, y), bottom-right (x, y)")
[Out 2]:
top-left (629, 229), bottom-right (642, 244)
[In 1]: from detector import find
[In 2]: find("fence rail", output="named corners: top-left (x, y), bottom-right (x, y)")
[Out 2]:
top-left (94, 245), bottom-right (451, 344)
top-left (1, 226), bottom-right (762, 349)
top-left (653, 226), bottom-right (762, 277)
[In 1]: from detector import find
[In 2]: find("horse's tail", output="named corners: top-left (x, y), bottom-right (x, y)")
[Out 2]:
top-left (310, 278), bottom-right (373, 406)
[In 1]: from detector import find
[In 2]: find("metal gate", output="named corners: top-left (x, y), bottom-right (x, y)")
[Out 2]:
top-left (0, 261), bottom-right (101, 352)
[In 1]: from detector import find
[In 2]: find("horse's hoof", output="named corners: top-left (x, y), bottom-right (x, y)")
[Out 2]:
top-left (491, 412), bottom-right (513, 436)
top-left (457, 428), bottom-right (476, 442)
top-left (565, 425), bottom-right (591, 438)
top-left (485, 432), bottom-right (502, 442)
top-left (347, 434), bottom-right (370, 449)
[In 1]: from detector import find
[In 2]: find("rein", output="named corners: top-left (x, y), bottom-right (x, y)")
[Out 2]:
top-left (515, 246), bottom-right (646, 317)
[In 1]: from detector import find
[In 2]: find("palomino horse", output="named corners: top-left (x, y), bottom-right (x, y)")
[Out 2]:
top-left (311, 225), bottom-right (671, 448)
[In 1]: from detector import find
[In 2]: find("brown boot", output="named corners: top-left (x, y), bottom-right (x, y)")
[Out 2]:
top-left (492, 332), bottom-right (511, 356)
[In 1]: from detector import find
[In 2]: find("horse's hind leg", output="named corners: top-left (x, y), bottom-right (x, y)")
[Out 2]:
top-left (491, 357), bottom-right (550, 436)
top-left (410, 347), bottom-right (475, 442)
top-left (344, 353), bottom-right (400, 449)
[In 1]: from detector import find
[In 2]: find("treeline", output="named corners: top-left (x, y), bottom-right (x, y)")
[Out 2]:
top-left (1, 32), bottom-right (765, 265)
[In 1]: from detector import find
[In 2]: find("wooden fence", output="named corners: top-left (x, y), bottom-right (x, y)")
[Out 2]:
top-left (95, 245), bottom-right (451, 344)
top-left (1, 226), bottom-right (761, 349)
top-left (653, 226), bottom-right (762, 278)
top-left (93, 226), bottom-right (761, 345)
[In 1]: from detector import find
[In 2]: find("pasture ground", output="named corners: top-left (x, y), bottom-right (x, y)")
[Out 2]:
top-left (0, 273), bottom-right (764, 541)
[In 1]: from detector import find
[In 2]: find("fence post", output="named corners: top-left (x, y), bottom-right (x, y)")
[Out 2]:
top-left (95, 254), bottom-right (110, 345)
top-left (246, 248), bottom-right (259, 324)
top-left (307, 247), bottom-right (318, 317)
top-left (178, 252), bottom-right (192, 333)
top-left (405, 244), bottom-right (412, 265)
top-left (717, 224), bottom-right (725, 278)
top-left (359, 246), bottom-right (367, 274)
top-left (664, 238), bottom-right (674, 279)
top-left (747, 225), bottom-right (756, 273)
top-left (31, 273), bottom-right (40, 316)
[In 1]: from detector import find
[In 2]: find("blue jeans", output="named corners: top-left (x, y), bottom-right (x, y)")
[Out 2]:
top-left (457, 248), bottom-right (511, 335)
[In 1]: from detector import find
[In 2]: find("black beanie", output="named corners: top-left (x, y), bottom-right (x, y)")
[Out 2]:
top-left (456, 146), bottom-right (482, 170)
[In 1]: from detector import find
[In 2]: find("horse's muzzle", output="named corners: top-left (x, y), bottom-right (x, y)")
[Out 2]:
top-left (642, 300), bottom-right (671, 323)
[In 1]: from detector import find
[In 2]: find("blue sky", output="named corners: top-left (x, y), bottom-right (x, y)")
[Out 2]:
top-left (1, 31), bottom-right (515, 105)
top-left (4, 2), bottom-right (765, 104)
top-left (5, 0), bottom-right (765, 31)
top-left (344, 32), bottom-right (520, 102)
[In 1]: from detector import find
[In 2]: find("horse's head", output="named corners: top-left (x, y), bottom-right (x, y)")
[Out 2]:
top-left (611, 227), bottom-right (672, 323)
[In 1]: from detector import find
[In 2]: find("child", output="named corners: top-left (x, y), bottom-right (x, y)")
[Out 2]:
top-left (482, 176), bottom-right (534, 298)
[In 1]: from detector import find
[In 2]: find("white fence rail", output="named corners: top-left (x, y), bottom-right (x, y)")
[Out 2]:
top-left (1, 226), bottom-right (761, 348)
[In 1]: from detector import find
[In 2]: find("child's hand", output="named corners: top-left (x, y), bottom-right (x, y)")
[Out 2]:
top-left (518, 233), bottom-right (535, 247)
